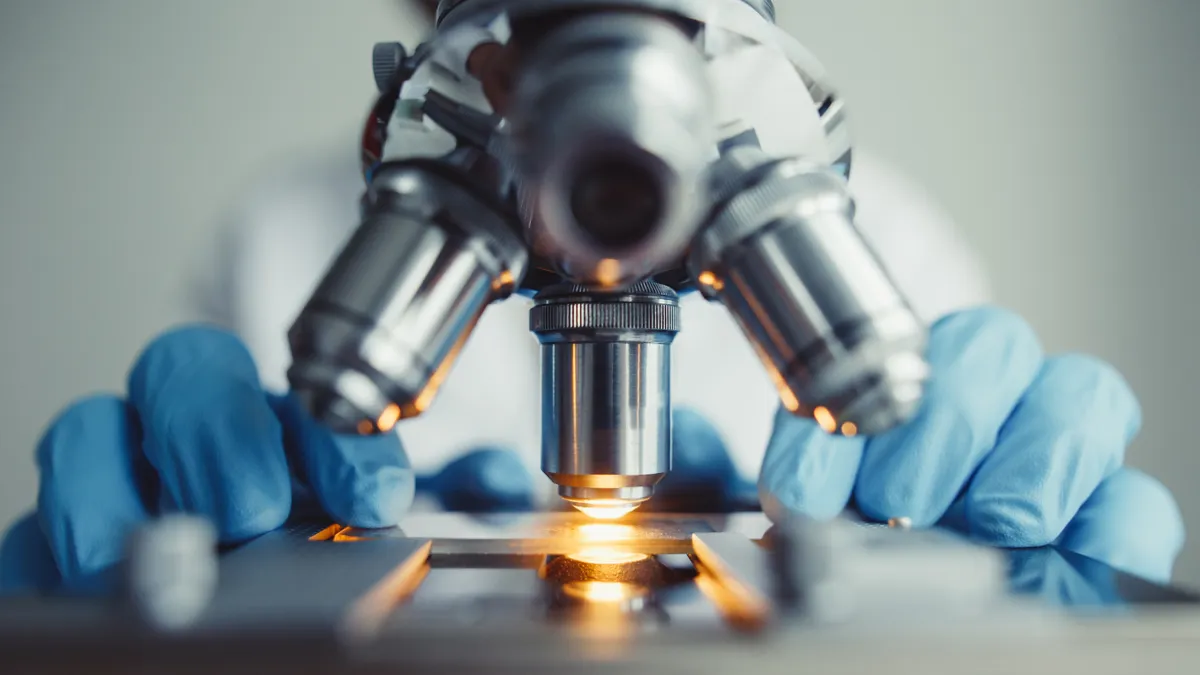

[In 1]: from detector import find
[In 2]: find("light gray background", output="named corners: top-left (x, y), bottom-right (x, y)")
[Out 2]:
top-left (1, 1), bottom-right (1198, 582)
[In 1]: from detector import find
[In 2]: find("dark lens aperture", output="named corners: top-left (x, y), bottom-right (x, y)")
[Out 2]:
top-left (569, 156), bottom-right (664, 249)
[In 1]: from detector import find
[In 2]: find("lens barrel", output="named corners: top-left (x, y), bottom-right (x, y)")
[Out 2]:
top-left (531, 282), bottom-right (680, 513)
top-left (288, 161), bottom-right (528, 434)
top-left (689, 147), bottom-right (929, 435)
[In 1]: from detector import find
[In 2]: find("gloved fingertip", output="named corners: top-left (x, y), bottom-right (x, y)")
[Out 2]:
top-left (280, 390), bottom-right (416, 527)
top-left (35, 395), bottom-right (151, 583)
top-left (965, 496), bottom-right (1056, 548)
top-left (219, 500), bottom-right (292, 544)
top-left (759, 409), bottom-right (863, 521)
top-left (1042, 354), bottom-right (1142, 444)
top-left (434, 448), bottom-right (536, 512)
top-left (326, 460), bottom-right (416, 529)
top-left (58, 565), bottom-right (120, 597)
top-left (671, 407), bottom-right (737, 479)
top-left (853, 485), bottom-right (941, 529)
top-left (0, 513), bottom-right (60, 595)
top-left (929, 306), bottom-right (1043, 363)
top-left (127, 324), bottom-right (259, 405)
top-left (1058, 468), bottom-right (1185, 585)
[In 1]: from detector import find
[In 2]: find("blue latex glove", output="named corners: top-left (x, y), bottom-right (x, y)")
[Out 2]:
top-left (0, 326), bottom-right (533, 594)
top-left (759, 307), bottom-right (1186, 584)
top-left (418, 448), bottom-right (537, 512)
top-left (0, 325), bottom-right (744, 594)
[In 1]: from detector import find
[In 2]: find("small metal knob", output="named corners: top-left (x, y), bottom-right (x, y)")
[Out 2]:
top-left (124, 516), bottom-right (218, 631)
top-left (372, 41), bottom-right (409, 92)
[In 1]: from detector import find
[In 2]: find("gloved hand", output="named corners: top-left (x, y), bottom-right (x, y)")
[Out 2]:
top-left (759, 307), bottom-right (1186, 584)
top-left (0, 326), bottom-right (531, 594)
top-left (0, 325), bottom-right (745, 595)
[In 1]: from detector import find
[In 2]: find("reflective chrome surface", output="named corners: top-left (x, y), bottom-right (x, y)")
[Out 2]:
top-left (287, 160), bottom-right (528, 433)
top-left (688, 147), bottom-right (929, 434)
top-left (508, 13), bottom-right (714, 286)
top-left (531, 283), bottom-right (680, 513)
top-left (3, 513), bottom-right (1199, 673)
top-left (421, 0), bottom-right (854, 296)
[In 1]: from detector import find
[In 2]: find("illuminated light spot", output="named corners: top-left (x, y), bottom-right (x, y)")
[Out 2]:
top-left (576, 523), bottom-right (638, 543)
top-left (572, 502), bottom-right (639, 520)
top-left (778, 386), bottom-right (800, 413)
top-left (813, 406), bottom-right (837, 434)
top-left (376, 404), bottom-right (402, 433)
top-left (414, 336), bottom-right (464, 412)
top-left (888, 517), bottom-right (912, 530)
top-left (596, 258), bottom-right (621, 286)
top-left (308, 524), bottom-right (346, 541)
top-left (356, 419), bottom-right (374, 435)
top-left (562, 581), bottom-right (643, 603)
top-left (841, 421), bottom-right (858, 437)
top-left (565, 496), bottom-right (647, 521)
top-left (567, 549), bottom-right (648, 565)
top-left (693, 570), bottom-right (769, 630)
top-left (696, 271), bottom-right (725, 291)
top-left (493, 270), bottom-right (515, 292)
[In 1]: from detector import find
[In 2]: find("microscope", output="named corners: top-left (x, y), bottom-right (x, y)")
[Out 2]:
top-left (286, 0), bottom-right (930, 518)
top-left (5, 3), bottom-right (1199, 671)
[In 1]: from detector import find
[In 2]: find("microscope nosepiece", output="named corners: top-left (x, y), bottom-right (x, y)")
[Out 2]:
top-left (531, 282), bottom-right (680, 517)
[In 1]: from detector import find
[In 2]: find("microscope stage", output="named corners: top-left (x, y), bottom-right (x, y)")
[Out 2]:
top-left (3, 511), bottom-right (1200, 673)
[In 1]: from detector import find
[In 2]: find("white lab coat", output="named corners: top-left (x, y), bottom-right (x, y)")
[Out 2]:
top-left (193, 145), bottom-right (990, 481)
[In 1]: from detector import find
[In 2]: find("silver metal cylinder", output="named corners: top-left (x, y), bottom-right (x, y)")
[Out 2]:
top-left (288, 160), bottom-right (528, 434)
top-left (530, 282), bottom-right (680, 517)
top-left (688, 148), bottom-right (929, 436)
top-left (507, 12), bottom-right (715, 287)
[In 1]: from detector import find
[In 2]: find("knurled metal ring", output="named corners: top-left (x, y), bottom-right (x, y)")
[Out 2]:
top-left (530, 281), bottom-right (680, 333)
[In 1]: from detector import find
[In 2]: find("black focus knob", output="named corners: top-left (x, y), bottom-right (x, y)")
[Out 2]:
top-left (372, 41), bottom-right (408, 92)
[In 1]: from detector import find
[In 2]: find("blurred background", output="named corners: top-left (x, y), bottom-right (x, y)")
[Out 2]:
top-left (1, 0), bottom-right (1198, 582)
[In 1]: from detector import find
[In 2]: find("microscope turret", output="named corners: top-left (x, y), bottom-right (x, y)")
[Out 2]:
top-left (287, 0), bottom-right (929, 516)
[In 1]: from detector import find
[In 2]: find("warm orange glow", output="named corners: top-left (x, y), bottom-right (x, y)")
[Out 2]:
top-left (841, 421), bottom-right (858, 437)
top-left (813, 406), bottom-right (837, 433)
top-left (577, 523), bottom-right (638, 543)
top-left (333, 529), bottom-right (372, 542)
top-left (343, 541), bottom-right (432, 639)
top-left (562, 581), bottom-right (643, 603)
top-left (572, 501), bottom-right (640, 520)
top-left (356, 419), bottom-right (374, 435)
top-left (376, 404), bottom-right (402, 433)
top-left (492, 270), bottom-right (514, 292)
top-left (778, 386), bottom-right (800, 413)
top-left (697, 271), bottom-right (725, 290)
top-left (414, 333), bottom-right (466, 412)
top-left (308, 524), bottom-right (346, 541)
top-left (697, 271), bottom-right (716, 286)
top-left (567, 550), bottom-right (649, 565)
top-left (596, 258), bottom-right (621, 286)
top-left (693, 569), bottom-right (768, 631)
top-left (747, 340), bottom-right (800, 412)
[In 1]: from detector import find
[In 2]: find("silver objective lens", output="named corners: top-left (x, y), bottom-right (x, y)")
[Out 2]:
top-left (530, 282), bottom-right (680, 518)
top-left (688, 147), bottom-right (930, 435)
top-left (507, 13), bottom-right (715, 286)
top-left (288, 160), bottom-right (528, 434)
